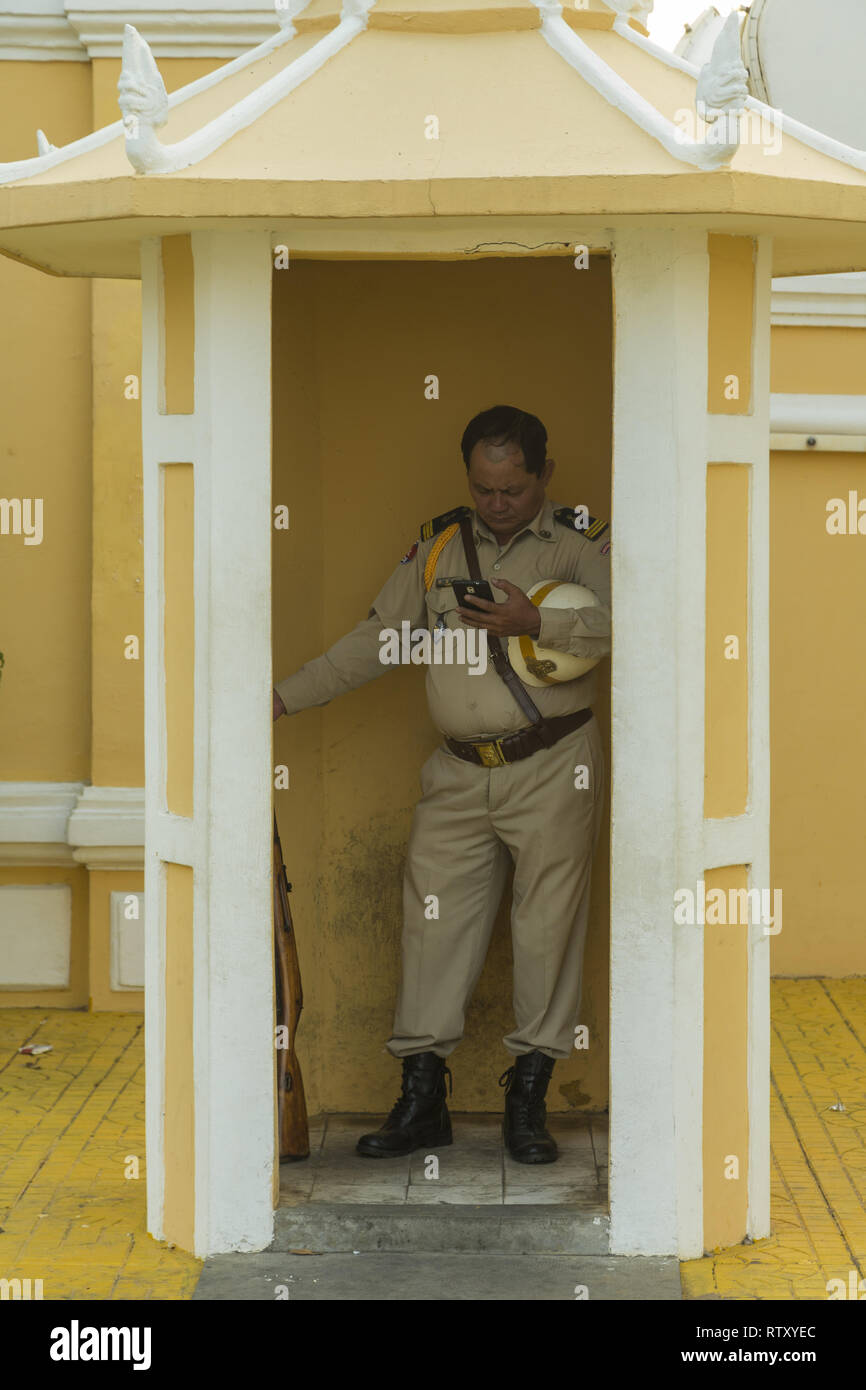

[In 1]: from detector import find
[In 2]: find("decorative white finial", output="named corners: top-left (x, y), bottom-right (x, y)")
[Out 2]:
top-left (696, 11), bottom-right (749, 120)
top-left (602, 0), bottom-right (654, 21)
top-left (693, 10), bottom-right (749, 165)
top-left (36, 130), bottom-right (56, 156)
top-left (118, 24), bottom-right (169, 172)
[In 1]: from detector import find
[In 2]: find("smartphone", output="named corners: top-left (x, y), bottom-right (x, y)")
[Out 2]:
top-left (451, 578), bottom-right (496, 608)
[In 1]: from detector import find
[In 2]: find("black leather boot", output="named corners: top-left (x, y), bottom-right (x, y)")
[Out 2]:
top-left (499, 1050), bottom-right (558, 1164)
top-left (356, 1051), bottom-right (453, 1158)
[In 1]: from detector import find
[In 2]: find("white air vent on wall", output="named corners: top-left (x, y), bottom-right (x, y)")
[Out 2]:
top-left (0, 885), bottom-right (71, 988)
top-left (110, 891), bottom-right (145, 991)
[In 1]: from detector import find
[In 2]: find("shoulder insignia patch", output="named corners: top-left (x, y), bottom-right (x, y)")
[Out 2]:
top-left (400, 540), bottom-right (419, 565)
top-left (553, 506), bottom-right (609, 542)
top-left (420, 505), bottom-right (472, 542)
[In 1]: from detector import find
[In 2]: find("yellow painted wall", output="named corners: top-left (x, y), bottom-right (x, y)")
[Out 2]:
top-left (163, 863), bottom-right (195, 1252)
top-left (770, 449), bottom-right (866, 976)
top-left (273, 254), bottom-right (612, 1114)
top-left (768, 317), bottom-right (866, 976)
top-left (89, 280), bottom-right (145, 789)
top-left (164, 466), bottom-right (195, 819)
top-left (161, 236), bottom-right (195, 416)
top-left (0, 63), bottom-right (92, 782)
top-left (0, 865), bottom-right (88, 1008)
top-left (772, 326), bottom-right (866, 396)
top-left (705, 465), bottom-right (749, 818)
top-left (707, 235), bottom-right (754, 415)
top-left (0, 59), bottom-right (220, 1012)
top-left (702, 864), bottom-right (750, 1253)
top-left (88, 870), bottom-right (145, 1012)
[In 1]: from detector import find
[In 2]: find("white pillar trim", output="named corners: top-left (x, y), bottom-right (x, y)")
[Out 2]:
top-left (152, 813), bottom-right (194, 868)
top-left (609, 227), bottom-right (709, 1258)
top-left (190, 227), bottom-right (274, 1255)
top-left (745, 234), bottom-right (774, 1243)
top-left (141, 236), bottom-right (168, 1242)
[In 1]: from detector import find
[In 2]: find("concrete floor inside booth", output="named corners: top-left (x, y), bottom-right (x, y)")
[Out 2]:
top-left (279, 1112), bottom-right (608, 1210)
top-left (271, 253), bottom-right (613, 1218)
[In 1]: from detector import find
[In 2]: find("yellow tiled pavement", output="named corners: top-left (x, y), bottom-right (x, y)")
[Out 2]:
top-left (682, 978), bottom-right (866, 1300)
top-left (2, 981), bottom-right (864, 1301)
top-left (0, 1009), bottom-right (200, 1301)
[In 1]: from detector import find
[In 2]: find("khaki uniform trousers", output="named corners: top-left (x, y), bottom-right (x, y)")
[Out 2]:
top-left (386, 714), bottom-right (605, 1062)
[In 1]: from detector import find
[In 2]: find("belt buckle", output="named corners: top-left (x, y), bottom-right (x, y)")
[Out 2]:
top-left (475, 739), bottom-right (507, 768)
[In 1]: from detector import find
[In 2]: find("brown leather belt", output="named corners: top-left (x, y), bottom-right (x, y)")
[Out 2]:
top-left (444, 707), bottom-right (593, 768)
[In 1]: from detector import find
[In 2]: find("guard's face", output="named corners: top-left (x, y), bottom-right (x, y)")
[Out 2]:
top-left (466, 441), bottom-right (553, 542)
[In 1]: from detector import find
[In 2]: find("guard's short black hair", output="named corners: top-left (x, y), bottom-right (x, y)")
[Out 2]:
top-left (460, 405), bottom-right (548, 478)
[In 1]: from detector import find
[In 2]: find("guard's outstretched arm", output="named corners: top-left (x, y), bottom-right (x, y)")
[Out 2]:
top-left (274, 541), bottom-right (428, 716)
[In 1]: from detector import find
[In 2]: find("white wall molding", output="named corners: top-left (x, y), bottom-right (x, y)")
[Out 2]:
top-left (0, 4), bottom-right (85, 61)
top-left (72, 845), bottom-right (145, 869)
top-left (770, 433), bottom-right (866, 454)
top-left (0, 4), bottom-right (285, 61)
top-left (0, 781), bottom-right (145, 866)
top-left (67, 7), bottom-right (282, 60)
top-left (771, 393), bottom-right (866, 436)
top-left (772, 273), bottom-right (866, 327)
top-left (0, 844), bottom-right (76, 865)
top-left (67, 784), bottom-right (145, 846)
top-left (0, 781), bottom-right (84, 842)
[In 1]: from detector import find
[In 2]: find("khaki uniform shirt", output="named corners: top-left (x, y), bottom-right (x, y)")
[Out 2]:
top-left (275, 497), bottom-right (611, 742)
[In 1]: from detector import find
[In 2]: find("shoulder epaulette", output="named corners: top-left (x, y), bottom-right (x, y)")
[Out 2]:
top-left (553, 506), bottom-right (609, 542)
top-left (420, 505), bottom-right (472, 542)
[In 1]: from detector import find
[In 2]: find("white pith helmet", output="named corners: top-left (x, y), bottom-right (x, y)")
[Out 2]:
top-left (508, 580), bottom-right (603, 687)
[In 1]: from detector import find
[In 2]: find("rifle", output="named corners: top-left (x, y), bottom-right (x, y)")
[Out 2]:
top-left (273, 812), bottom-right (309, 1161)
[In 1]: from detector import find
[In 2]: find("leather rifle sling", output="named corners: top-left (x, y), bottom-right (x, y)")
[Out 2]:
top-left (457, 515), bottom-right (557, 747)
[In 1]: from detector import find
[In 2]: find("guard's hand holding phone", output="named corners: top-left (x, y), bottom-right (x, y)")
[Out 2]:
top-left (437, 575), bottom-right (542, 639)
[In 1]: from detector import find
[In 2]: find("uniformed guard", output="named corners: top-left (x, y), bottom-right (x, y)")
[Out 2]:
top-left (273, 405), bottom-right (611, 1164)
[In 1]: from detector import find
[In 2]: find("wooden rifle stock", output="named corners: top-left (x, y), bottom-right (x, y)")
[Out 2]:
top-left (273, 812), bottom-right (309, 1161)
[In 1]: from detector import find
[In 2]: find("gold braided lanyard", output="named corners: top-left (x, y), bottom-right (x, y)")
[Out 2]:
top-left (423, 523), bottom-right (459, 592)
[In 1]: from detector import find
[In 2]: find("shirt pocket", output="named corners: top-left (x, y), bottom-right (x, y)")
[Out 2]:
top-left (424, 581), bottom-right (463, 630)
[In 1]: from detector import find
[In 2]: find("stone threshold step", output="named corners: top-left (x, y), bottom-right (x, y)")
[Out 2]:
top-left (272, 1203), bottom-right (610, 1255)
